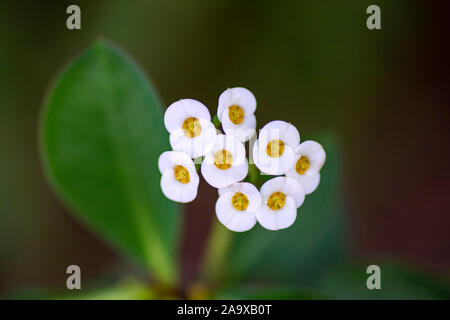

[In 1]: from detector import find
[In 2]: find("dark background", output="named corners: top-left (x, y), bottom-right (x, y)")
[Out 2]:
top-left (0, 0), bottom-right (449, 297)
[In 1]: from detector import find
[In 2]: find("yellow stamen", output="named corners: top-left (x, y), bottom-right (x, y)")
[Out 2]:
top-left (173, 165), bottom-right (190, 184)
top-left (232, 192), bottom-right (249, 211)
top-left (228, 105), bottom-right (244, 125)
top-left (266, 140), bottom-right (285, 158)
top-left (295, 156), bottom-right (310, 175)
top-left (182, 117), bottom-right (201, 138)
top-left (214, 149), bottom-right (233, 170)
top-left (267, 192), bottom-right (286, 210)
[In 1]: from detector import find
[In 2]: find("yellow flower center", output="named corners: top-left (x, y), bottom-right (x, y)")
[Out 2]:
top-left (228, 105), bottom-right (244, 125)
top-left (173, 165), bottom-right (190, 184)
top-left (214, 149), bottom-right (233, 170)
top-left (267, 192), bottom-right (286, 210)
top-left (266, 140), bottom-right (285, 158)
top-left (295, 155), bottom-right (310, 175)
top-left (232, 192), bottom-right (249, 211)
top-left (182, 117), bottom-right (202, 138)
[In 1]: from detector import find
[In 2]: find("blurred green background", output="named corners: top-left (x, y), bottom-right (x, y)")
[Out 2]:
top-left (0, 0), bottom-right (449, 299)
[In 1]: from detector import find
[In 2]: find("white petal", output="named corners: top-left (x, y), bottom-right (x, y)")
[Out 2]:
top-left (217, 87), bottom-right (256, 121)
top-left (215, 192), bottom-right (257, 232)
top-left (218, 187), bottom-right (227, 196)
top-left (164, 101), bottom-right (188, 133)
top-left (255, 196), bottom-right (297, 231)
top-left (260, 176), bottom-right (285, 199)
top-left (286, 172), bottom-right (320, 195)
top-left (218, 183), bottom-right (238, 197)
top-left (226, 212), bottom-right (257, 232)
top-left (294, 140), bottom-right (326, 176)
top-left (158, 151), bottom-right (174, 174)
top-left (260, 176), bottom-right (304, 208)
top-left (225, 162), bottom-right (249, 185)
top-left (194, 119), bottom-right (218, 157)
top-left (201, 163), bottom-right (228, 188)
top-left (181, 99), bottom-right (211, 121)
top-left (258, 120), bottom-right (300, 149)
top-left (274, 196), bottom-right (297, 229)
top-left (215, 192), bottom-right (235, 225)
top-left (169, 119), bottom-right (217, 158)
top-left (252, 141), bottom-right (295, 175)
top-left (158, 151), bottom-right (195, 174)
top-left (280, 177), bottom-right (305, 208)
top-left (218, 182), bottom-right (261, 211)
top-left (254, 204), bottom-right (277, 230)
top-left (230, 182), bottom-right (262, 212)
top-left (219, 181), bottom-right (249, 196)
top-left (160, 169), bottom-right (199, 203)
top-left (169, 132), bottom-right (191, 156)
top-left (164, 99), bottom-right (211, 133)
top-left (205, 134), bottom-right (246, 167)
top-left (201, 161), bottom-right (248, 189)
top-left (222, 113), bottom-right (256, 142)
top-left (181, 174), bottom-right (200, 202)
top-left (280, 122), bottom-right (301, 147)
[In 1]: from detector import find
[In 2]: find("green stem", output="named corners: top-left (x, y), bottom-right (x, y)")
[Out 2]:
top-left (193, 156), bottom-right (202, 172)
top-left (247, 163), bottom-right (259, 185)
top-left (201, 220), bottom-right (233, 284)
top-left (211, 114), bottom-right (221, 129)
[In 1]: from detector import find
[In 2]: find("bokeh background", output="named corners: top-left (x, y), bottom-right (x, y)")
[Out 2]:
top-left (0, 0), bottom-right (449, 298)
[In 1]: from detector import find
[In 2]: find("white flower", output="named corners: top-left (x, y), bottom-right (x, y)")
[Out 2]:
top-left (164, 99), bottom-right (217, 158)
top-left (201, 134), bottom-right (248, 188)
top-left (215, 182), bottom-right (261, 232)
top-left (285, 141), bottom-right (325, 195)
top-left (217, 87), bottom-right (257, 142)
top-left (158, 151), bottom-right (199, 203)
top-left (255, 177), bottom-right (305, 231)
top-left (252, 120), bottom-right (300, 175)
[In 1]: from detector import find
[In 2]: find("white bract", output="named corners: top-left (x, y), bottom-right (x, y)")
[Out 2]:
top-left (285, 140), bottom-right (326, 195)
top-left (252, 120), bottom-right (300, 175)
top-left (158, 151), bottom-right (199, 203)
top-left (164, 99), bottom-right (217, 158)
top-left (255, 177), bottom-right (305, 231)
top-left (201, 134), bottom-right (248, 188)
top-left (216, 182), bottom-right (261, 232)
top-left (159, 88), bottom-right (326, 233)
top-left (217, 87), bottom-right (257, 142)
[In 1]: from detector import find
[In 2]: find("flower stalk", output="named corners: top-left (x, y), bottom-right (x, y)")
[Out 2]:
top-left (201, 220), bottom-right (234, 284)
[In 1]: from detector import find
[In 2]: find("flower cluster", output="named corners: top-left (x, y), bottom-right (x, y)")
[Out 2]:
top-left (158, 87), bottom-right (325, 232)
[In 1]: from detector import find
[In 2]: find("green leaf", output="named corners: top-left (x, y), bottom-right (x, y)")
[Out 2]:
top-left (313, 261), bottom-right (450, 300)
top-left (39, 41), bottom-right (179, 285)
top-left (222, 133), bottom-right (347, 284)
